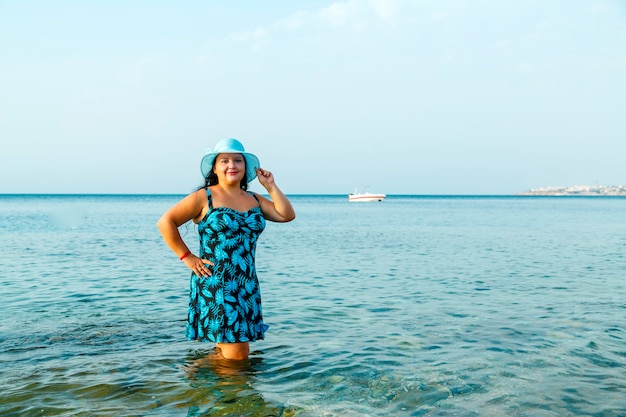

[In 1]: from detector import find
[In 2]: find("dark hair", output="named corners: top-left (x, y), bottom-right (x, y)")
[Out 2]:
top-left (197, 158), bottom-right (249, 191)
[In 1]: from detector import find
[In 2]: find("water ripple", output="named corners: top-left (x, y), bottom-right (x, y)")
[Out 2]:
top-left (2, 196), bottom-right (626, 415)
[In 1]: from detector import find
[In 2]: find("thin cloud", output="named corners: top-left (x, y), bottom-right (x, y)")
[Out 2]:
top-left (368, 0), bottom-right (399, 21)
top-left (231, 0), bottom-right (404, 47)
top-left (319, 2), bottom-right (356, 27)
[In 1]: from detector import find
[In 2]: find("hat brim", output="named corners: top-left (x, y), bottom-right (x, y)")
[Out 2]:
top-left (200, 151), bottom-right (260, 183)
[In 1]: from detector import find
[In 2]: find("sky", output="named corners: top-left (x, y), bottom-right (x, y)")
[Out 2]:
top-left (1, 0), bottom-right (625, 195)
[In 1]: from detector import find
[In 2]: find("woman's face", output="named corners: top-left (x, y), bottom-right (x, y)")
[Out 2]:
top-left (213, 153), bottom-right (246, 184)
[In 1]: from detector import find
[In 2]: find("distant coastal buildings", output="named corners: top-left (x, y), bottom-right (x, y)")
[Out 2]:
top-left (518, 185), bottom-right (626, 196)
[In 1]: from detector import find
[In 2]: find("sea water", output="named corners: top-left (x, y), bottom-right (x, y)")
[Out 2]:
top-left (0, 194), bottom-right (625, 416)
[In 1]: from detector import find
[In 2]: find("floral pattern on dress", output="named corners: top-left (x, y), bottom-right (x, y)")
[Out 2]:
top-left (186, 192), bottom-right (268, 343)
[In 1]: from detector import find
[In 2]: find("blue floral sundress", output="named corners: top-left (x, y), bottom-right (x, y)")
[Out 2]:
top-left (186, 190), bottom-right (268, 343)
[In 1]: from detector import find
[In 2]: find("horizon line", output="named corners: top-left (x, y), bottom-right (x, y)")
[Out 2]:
top-left (1, 192), bottom-right (625, 198)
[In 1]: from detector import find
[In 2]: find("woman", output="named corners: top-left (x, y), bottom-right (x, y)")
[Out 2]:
top-left (157, 138), bottom-right (295, 360)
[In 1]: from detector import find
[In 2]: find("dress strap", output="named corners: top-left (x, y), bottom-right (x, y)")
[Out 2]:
top-left (206, 188), bottom-right (213, 210)
top-left (249, 191), bottom-right (261, 207)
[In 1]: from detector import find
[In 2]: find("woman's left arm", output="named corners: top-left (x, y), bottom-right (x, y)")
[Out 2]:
top-left (256, 168), bottom-right (296, 222)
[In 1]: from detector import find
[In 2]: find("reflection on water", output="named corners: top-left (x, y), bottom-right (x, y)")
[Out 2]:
top-left (180, 347), bottom-right (479, 417)
top-left (182, 350), bottom-right (286, 417)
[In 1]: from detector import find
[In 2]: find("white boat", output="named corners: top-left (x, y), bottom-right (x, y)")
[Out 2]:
top-left (348, 187), bottom-right (386, 202)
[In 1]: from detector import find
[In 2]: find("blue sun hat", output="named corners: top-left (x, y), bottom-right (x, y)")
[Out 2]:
top-left (200, 138), bottom-right (260, 182)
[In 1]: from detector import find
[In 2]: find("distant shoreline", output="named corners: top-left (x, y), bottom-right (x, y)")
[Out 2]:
top-left (517, 185), bottom-right (626, 196)
top-left (2, 187), bottom-right (626, 197)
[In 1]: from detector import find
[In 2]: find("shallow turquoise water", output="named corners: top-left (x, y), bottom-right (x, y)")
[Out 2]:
top-left (1, 195), bottom-right (625, 416)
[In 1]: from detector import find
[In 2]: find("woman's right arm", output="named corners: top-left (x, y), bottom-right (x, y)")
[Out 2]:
top-left (157, 189), bottom-right (207, 260)
top-left (157, 189), bottom-right (213, 277)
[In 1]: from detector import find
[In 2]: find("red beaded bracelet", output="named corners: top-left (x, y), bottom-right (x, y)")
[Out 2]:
top-left (179, 250), bottom-right (191, 261)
